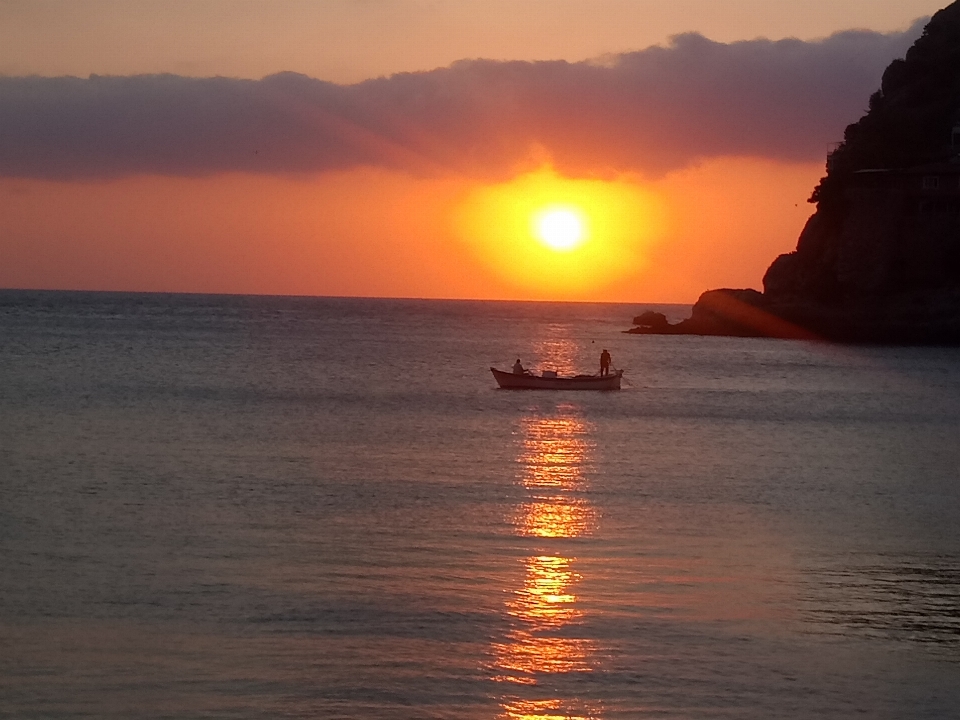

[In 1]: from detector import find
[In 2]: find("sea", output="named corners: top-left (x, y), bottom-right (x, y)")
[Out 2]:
top-left (1, 290), bottom-right (959, 719)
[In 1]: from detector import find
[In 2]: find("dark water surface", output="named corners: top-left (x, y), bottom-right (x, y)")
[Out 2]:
top-left (2, 291), bottom-right (959, 719)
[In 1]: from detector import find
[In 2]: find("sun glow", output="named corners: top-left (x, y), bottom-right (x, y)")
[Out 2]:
top-left (534, 207), bottom-right (585, 251)
top-left (455, 166), bottom-right (664, 298)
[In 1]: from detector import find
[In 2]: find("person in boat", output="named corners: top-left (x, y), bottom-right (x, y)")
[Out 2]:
top-left (512, 358), bottom-right (526, 375)
top-left (599, 349), bottom-right (612, 376)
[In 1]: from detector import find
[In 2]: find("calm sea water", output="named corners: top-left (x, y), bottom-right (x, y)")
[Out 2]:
top-left (1, 290), bottom-right (959, 719)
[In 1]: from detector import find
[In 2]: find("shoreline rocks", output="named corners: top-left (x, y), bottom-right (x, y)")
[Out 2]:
top-left (627, 288), bottom-right (960, 344)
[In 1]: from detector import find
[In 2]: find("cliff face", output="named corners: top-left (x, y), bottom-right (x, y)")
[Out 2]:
top-left (757, 1), bottom-right (960, 342)
top-left (629, 3), bottom-right (960, 343)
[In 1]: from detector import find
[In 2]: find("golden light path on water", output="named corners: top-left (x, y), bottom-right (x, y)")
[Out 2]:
top-left (491, 402), bottom-right (603, 720)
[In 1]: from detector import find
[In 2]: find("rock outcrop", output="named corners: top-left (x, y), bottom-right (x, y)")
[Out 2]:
top-left (630, 2), bottom-right (960, 344)
top-left (626, 289), bottom-right (818, 339)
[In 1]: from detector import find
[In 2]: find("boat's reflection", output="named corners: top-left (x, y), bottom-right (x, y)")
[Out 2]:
top-left (492, 406), bottom-right (602, 719)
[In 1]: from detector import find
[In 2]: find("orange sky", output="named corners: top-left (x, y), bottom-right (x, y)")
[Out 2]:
top-left (0, 159), bottom-right (819, 302)
top-left (0, 0), bottom-right (945, 302)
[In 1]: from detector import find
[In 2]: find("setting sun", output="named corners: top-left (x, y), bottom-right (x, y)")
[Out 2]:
top-left (455, 166), bottom-right (665, 299)
top-left (535, 207), bottom-right (585, 251)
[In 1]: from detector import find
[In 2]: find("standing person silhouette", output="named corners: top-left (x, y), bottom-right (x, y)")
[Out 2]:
top-left (599, 349), bottom-right (611, 377)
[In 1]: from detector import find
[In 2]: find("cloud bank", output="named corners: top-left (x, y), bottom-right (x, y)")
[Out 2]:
top-left (0, 22), bottom-right (924, 180)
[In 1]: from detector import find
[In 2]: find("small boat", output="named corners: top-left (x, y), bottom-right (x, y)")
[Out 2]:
top-left (491, 367), bottom-right (623, 391)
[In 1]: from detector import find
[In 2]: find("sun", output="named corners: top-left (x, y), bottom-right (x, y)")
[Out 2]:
top-left (454, 166), bottom-right (665, 298)
top-left (534, 207), bottom-right (585, 251)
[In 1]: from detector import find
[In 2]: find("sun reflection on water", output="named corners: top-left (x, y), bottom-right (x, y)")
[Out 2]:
top-left (530, 335), bottom-right (582, 377)
top-left (499, 698), bottom-right (604, 720)
top-left (491, 406), bottom-right (602, 717)
top-left (509, 555), bottom-right (582, 629)
top-left (518, 500), bottom-right (596, 539)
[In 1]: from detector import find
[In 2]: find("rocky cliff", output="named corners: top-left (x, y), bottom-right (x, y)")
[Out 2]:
top-left (632, 2), bottom-right (960, 344)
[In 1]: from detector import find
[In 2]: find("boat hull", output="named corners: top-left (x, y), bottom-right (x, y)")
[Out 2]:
top-left (491, 367), bottom-right (622, 390)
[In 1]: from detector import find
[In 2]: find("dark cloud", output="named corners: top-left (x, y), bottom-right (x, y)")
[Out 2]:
top-left (0, 22), bottom-right (924, 180)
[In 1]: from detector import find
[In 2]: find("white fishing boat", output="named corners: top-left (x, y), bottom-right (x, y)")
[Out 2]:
top-left (491, 367), bottom-right (622, 390)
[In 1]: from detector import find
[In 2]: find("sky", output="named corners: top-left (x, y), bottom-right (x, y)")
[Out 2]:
top-left (0, 0), bottom-right (950, 302)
